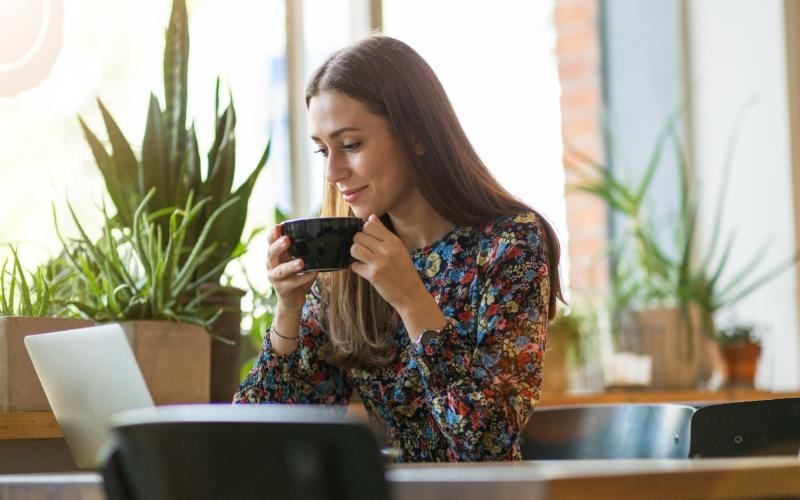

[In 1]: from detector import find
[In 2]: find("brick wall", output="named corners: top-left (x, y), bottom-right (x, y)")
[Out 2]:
top-left (554, 0), bottom-right (608, 301)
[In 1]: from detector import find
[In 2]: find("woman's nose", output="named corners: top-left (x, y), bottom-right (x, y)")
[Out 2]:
top-left (324, 151), bottom-right (348, 184)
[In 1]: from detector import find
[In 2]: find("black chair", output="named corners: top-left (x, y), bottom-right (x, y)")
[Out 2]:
top-left (102, 404), bottom-right (389, 500)
top-left (519, 403), bottom-right (696, 459)
top-left (689, 398), bottom-right (800, 457)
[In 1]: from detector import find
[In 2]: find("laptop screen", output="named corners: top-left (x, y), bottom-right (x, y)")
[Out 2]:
top-left (24, 324), bottom-right (155, 468)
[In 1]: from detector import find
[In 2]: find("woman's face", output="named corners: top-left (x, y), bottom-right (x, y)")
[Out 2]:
top-left (308, 91), bottom-right (416, 219)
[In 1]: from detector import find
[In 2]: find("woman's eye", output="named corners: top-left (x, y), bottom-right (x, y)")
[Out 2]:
top-left (313, 148), bottom-right (329, 157)
top-left (342, 142), bottom-right (361, 152)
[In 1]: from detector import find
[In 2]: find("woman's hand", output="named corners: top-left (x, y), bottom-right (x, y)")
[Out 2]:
top-left (267, 224), bottom-right (318, 314)
top-left (350, 215), bottom-right (445, 336)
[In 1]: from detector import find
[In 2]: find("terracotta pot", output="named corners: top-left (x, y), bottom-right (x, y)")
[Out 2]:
top-left (201, 286), bottom-right (245, 403)
top-left (0, 316), bottom-right (94, 411)
top-left (118, 321), bottom-right (210, 404)
top-left (721, 341), bottom-right (761, 386)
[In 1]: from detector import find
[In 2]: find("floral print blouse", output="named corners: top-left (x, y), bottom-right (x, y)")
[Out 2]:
top-left (235, 211), bottom-right (551, 462)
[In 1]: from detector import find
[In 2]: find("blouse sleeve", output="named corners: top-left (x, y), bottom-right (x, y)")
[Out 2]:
top-left (233, 280), bottom-right (352, 406)
top-left (406, 214), bottom-right (550, 460)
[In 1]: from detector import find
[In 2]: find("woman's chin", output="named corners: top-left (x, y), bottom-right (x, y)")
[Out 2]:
top-left (349, 207), bottom-right (369, 220)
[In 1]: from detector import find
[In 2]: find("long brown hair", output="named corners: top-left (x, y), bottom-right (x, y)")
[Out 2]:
top-left (306, 35), bottom-right (563, 368)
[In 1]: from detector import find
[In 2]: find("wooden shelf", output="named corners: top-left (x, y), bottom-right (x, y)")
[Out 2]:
top-left (538, 388), bottom-right (800, 407)
top-left (3, 388), bottom-right (798, 441)
top-left (0, 412), bottom-right (61, 440)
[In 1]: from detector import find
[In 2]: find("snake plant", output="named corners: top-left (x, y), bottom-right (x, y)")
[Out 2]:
top-left (78, 0), bottom-right (269, 285)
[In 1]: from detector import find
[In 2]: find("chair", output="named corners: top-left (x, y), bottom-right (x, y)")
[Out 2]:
top-left (102, 405), bottom-right (389, 500)
top-left (689, 397), bottom-right (800, 457)
top-left (519, 403), bottom-right (696, 459)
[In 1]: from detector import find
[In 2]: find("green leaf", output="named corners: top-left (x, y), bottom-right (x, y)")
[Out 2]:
top-left (141, 94), bottom-right (170, 211)
top-left (206, 105), bottom-right (237, 206)
top-left (0, 260), bottom-right (9, 315)
top-left (132, 189), bottom-right (157, 279)
top-left (97, 99), bottom-right (142, 218)
top-left (274, 207), bottom-right (289, 224)
top-left (634, 109), bottom-right (680, 206)
top-left (164, 0), bottom-right (189, 175)
top-left (185, 124), bottom-right (203, 193)
top-left (240, 356), bottom-right (257, 382)
top-left (702, 97), bottom-right (757, 272)
top-left (78, 117), bottom-right (134, 225)
top-left (67, 300), bottom-right (98, 319)
top-left (213, 77), bottom-right (221, 143)
top-left (9, 247), bottom-right (33, 315)
top-left (707, 232), bottom-right (738, 289)
top-left (717, 250), bottom-right (800, 309)
top-left (207, 104), bottom-right (236, 182)
top-left (203, 139), bottom-right (271, 279)
top-left (174, 196), bottom-right (238, 291)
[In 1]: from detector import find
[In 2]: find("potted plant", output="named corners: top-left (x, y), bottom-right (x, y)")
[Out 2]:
top-left (0, 247), bottom-right (93, 411)
top-left (574, 104), bottom-right (797, 388)
top-left (542, 306), bottom-right (604, 395)
top-left (77, 0), bottom-right (270, 401)
top-left (55, 191), bottom-right (236, 404)
top-left (717, 323), bottom-right (761, 387)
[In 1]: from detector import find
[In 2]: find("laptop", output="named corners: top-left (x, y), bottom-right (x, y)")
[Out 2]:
top-left (24, 324), bottom-right (156, 468)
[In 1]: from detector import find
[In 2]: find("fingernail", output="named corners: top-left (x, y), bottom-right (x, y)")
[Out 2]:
top-left (294, 259), bottom-right (303, 267)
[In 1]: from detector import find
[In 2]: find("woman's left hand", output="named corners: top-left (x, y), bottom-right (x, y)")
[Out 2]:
top-left (349, 214), bottom-right (428, 315)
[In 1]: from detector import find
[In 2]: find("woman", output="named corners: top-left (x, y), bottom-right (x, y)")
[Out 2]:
top-left (235, 35), bottom-right (563, 462)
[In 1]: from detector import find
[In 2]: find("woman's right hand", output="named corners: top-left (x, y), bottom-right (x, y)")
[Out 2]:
top-left (267, 225), bottom-right (318, 313)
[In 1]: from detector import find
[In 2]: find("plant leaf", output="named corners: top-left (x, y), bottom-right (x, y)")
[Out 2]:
top-left (97, 99), bottom-right (142, 219)
top-left (78, 117), bottom-right (134, 225)
top-left (163, 0), bottom-right (189, 176)
top-left (141, 93), bottom-right (170, 211)
top-left (202, 138), bottom-right (271, 280)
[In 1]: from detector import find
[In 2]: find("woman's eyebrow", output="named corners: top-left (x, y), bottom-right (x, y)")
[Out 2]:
top-left (310, 127), bottom-right (363, 141)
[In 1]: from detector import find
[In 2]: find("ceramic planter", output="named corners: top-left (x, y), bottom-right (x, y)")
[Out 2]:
top-left (118, 321), bottom-right (210, 404)
top-left (0, 317), bottom-right (94, 411)
top-left (618, 307), bottom-right (722, 389)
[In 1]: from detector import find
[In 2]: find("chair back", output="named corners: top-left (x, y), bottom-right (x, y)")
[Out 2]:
top-left (102, 405), bottom-right (389, 500)
top-left (689, 397), bottom-right (800, 457)
top-left (520, 403), bottom-right (696, 459)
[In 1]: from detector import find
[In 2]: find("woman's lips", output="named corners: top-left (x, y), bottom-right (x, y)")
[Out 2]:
top-left (341, 186), bottom-right (367, 203)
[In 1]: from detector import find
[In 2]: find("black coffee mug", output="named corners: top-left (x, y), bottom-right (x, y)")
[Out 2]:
top-left (281, 217), bottom-right (364, 272)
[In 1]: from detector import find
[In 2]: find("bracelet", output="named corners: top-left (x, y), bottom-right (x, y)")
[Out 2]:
top-left (270, 325), bottom-right (300, 342)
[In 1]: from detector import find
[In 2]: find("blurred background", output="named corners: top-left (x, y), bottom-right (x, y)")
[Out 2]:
top-left (2, 0), bottom-right (799, 393)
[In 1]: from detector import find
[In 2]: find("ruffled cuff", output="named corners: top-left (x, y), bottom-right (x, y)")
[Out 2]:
top-left (234, 333), bottom-right (310, 404)
top-left (408, 317), bottom-right (472, 390)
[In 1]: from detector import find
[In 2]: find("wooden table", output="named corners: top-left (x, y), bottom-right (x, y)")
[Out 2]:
top-left (388, 457), bottom-right (800, 499)
top-left (3, 389), bottom-right (797, 474)
top-left (3, 457), bottom-right (800, 499)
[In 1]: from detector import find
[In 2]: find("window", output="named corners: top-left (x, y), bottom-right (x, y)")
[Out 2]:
top-left (0, 0), bottom-right (286, 278)
top-left (383, 0), bottom-right (568, 265)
